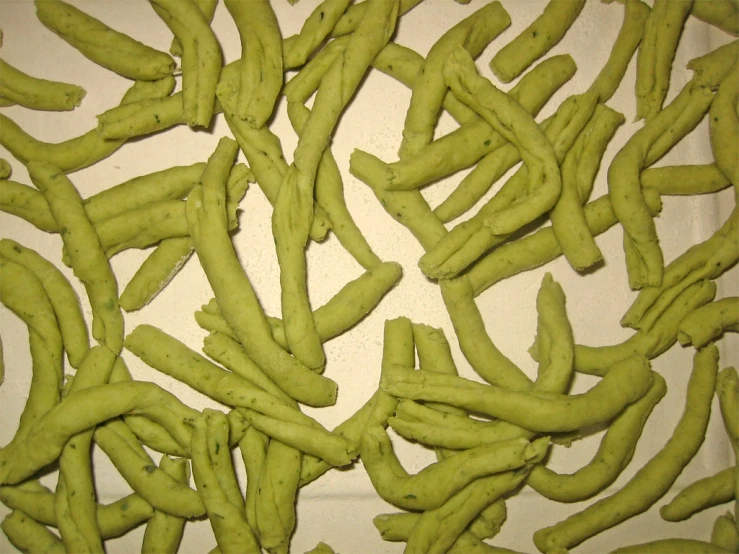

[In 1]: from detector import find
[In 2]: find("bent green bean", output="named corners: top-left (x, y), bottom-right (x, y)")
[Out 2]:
top-left (660, 467), bottom-right (735, 521)
top-left (0, 59), bottom-right (85, 111)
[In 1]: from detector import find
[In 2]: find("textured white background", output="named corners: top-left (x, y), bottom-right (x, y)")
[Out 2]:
top-left (0, 0), bottom-right (736, 552)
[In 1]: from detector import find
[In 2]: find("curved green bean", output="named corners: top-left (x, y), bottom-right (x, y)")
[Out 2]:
top-left (691, 0), bottom-right (739, 36)
top-left (678, 297), bottom-right (739, 347)
top-left (1, 510), bottom-right (66, 554)
top-left (0, 58), bottom-right (85, 111)
top-left (660, 467), bottom-right (735, 521)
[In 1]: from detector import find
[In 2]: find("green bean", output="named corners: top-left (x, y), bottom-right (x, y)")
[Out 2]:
top-left (186, 138), bottom-right (338, 405)
top-left (191, 410), bottom-right (260, 554)
top-left (0, 380), bottom-right (199, 485)
top-left (635, 0), bottom-right (694, 120)
top-left (608, 81), bottom-right (714, 289)
top-left (622, 209), bottom-right (738, 331)
top-left (660, 467), bottom-right (735, 521)
top-left (216, 63), bottom-right (332, 242)
top-left (286, 100), bottom-right (382, 270)
top-left (688, 40), bottom-right (739, 90)
top-left (94, 419), bottom-right (205, 518)
top-left (140, 455), bottom-right (189, 554)
top-left (169, 0), bottom-right (217, 57)
top-left (678, 297), bottom-right (739, 347)
top-left (383, 353), bottom-right (652, 433)
top-left (1, 510), bottom-right (65, 554)
top-left (610, 539), bottom-right (733, 553)
top-left (571, 279), bottom-right (716, 375)
top-left (691, 0), bottom-right (739, 36)
top-left (119, 237), bottom-right (194, 311)
top-left (0, 260), bottom-right (63, 442)
top-left (534, 345), bottom-right (720, 552)
top-left (527, 372), bottom-right (666, 502)
top-left (549, 104), bottom-right (625, 271)
top-left (711, 513), bottom-right (738, 552)
top-left (34, 0), bottom-right (174, 80)
top-left (588, 0), bottom-right (651, 102)
top-left (29, 162), bottom-right (123, 353)
top-left (273, 0), bottom-right (398, 370)
top-left (255, 438), bottom-right (301, 553)
top-left (489, 0), bottom-right (586, 83)
top-left (361, 425), bottom-right (544, 510)
top-left (709, 61), bottom-right (739, 186)
top-left (0, 77), bottom-right (174, 172)
top-left (0, 58), bottom-right (85, 111)
top-left (398, 1), bottom-right (511, 158)
top-left (329, 0), bottom-right (424, 38)
top-left (642, 163), bottom-right (731, 195)
top-left (150, 0), bottom-right (222, 128)
top-left (224, 0), bottom-right (282, 128)
top-left (0, 180), bottom-right (59, 232)
top-left (238, 426), bottom-right (268, 535)
top-left (283, 0), bottom-right (352, 69)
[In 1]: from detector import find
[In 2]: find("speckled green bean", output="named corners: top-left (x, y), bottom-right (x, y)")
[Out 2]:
top-left (141, 455), bottom-right (190, 553)
top-left (678, 297), bottom-right (739, 347)
top-left (0, 58), bottom-right (85, 111)
top-left (1, 510), bottom-right (66, 554)
top-left (709, 61), bottom-right (739, 186)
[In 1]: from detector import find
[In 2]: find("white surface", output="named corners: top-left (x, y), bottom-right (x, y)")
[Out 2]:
top-left (0, 0), bottom-right (737, 553)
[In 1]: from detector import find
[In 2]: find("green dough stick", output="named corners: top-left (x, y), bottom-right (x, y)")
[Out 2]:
top-left (1, 511), bottom-right (66, 554)
top-left (642, 163), bottom-right (731, 195)
top-left (382, 354), bottom-right (653, 433)
top-left (366, 53), bottom-right (575, 194)
top-left (185, 139), bottom-right (338, 405)
top-left (217, 64), bottom-right (332, 242)
top-left (527, 372), bottom-right (666, 502)
top-left (124, 327), bottom-right (357, 462)
top-left (691, 0), bottom-right (739, 36)
top-left (635, 0), bottom-right (695, 120)
top-left (361, 425), bottom-right (544, 510)
top-left (94, 419), bottom-right (205, 518)
top-left (467, 190), bottom-right (662, 296)
top-left (150, 0), bottom-right (222, 128)
top-left (0, 380), bottom-right (199, 485)
top-left (608, 82), bottom-right (714, 290)
top-left (119, 237), bottom-right (194, 311)
top-left (0, 486), bottom-right (154, 539)
top-left (572, 279), bottom-right (716, 376)
top-left (85, 163), bottom-right (208, 222)
top-left (190, 410), bottom-right (260, 554)
top-left (0, 58), bottom-right (85, 111)
top-left (28, 162), bottom-right (123, 353)
top-left (678, 297), bottom-right (739, 348)
top-left (404, 446), bottom-right (548, 554)
top-left (588, 0), bottom-right (651, 102)
top-left (55, 346), bottom-right (117, 554)
top-left (712, 513), bottom-right (739, 552)
top-left (170, 0), bottom-right (217, 57)
top-left (0, 261), bottom-right (64, 442)
top-left (489, 0), bottom-right (586, 83)
top-left (710, 62), bottom-right (739, 187)
top-left (549, 104), bottom-right (625, 271)
top-left (255, 439), bottom-right (301, 553)
top-left (141, 456), bottom-right (189, 554)
top-left (287, 100), bottom-right (382, 269)
top-left (660, 467), bottom-right (735, 521)
top-left (441, 276), bottom-right (534, 391)
top-left (0, 76), bottom-right (174, 173)
top-left (534, 345), bottom-right (720, 552)
top-left (610, 539), bottom-right (733, 554)
top-left (201, 332), bottom-right (296, 407)
top-left (621, 209), bottom-right (738, 332)
top-left (283, 0), bottom-right (352, 69)
top-left (224, 0), bottom-right (282, 128)
top-left (688, 40), bottom-right (739, 90)
top-left (273, 0), bottom-right (399, 371)
top-left (398, 1), bottom-right (511, 158)
top-left (266, 261), bottom-right (403, 347)
top-left (238, 426), bottom-right (269, 535)
top-left (34, 0), bottom-right (174, 80)
top-left (298, 317), bottom-right (413, 487)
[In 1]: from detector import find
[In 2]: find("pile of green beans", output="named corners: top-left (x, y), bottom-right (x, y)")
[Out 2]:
top-left (0, 0), bottom-right (738, 553)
